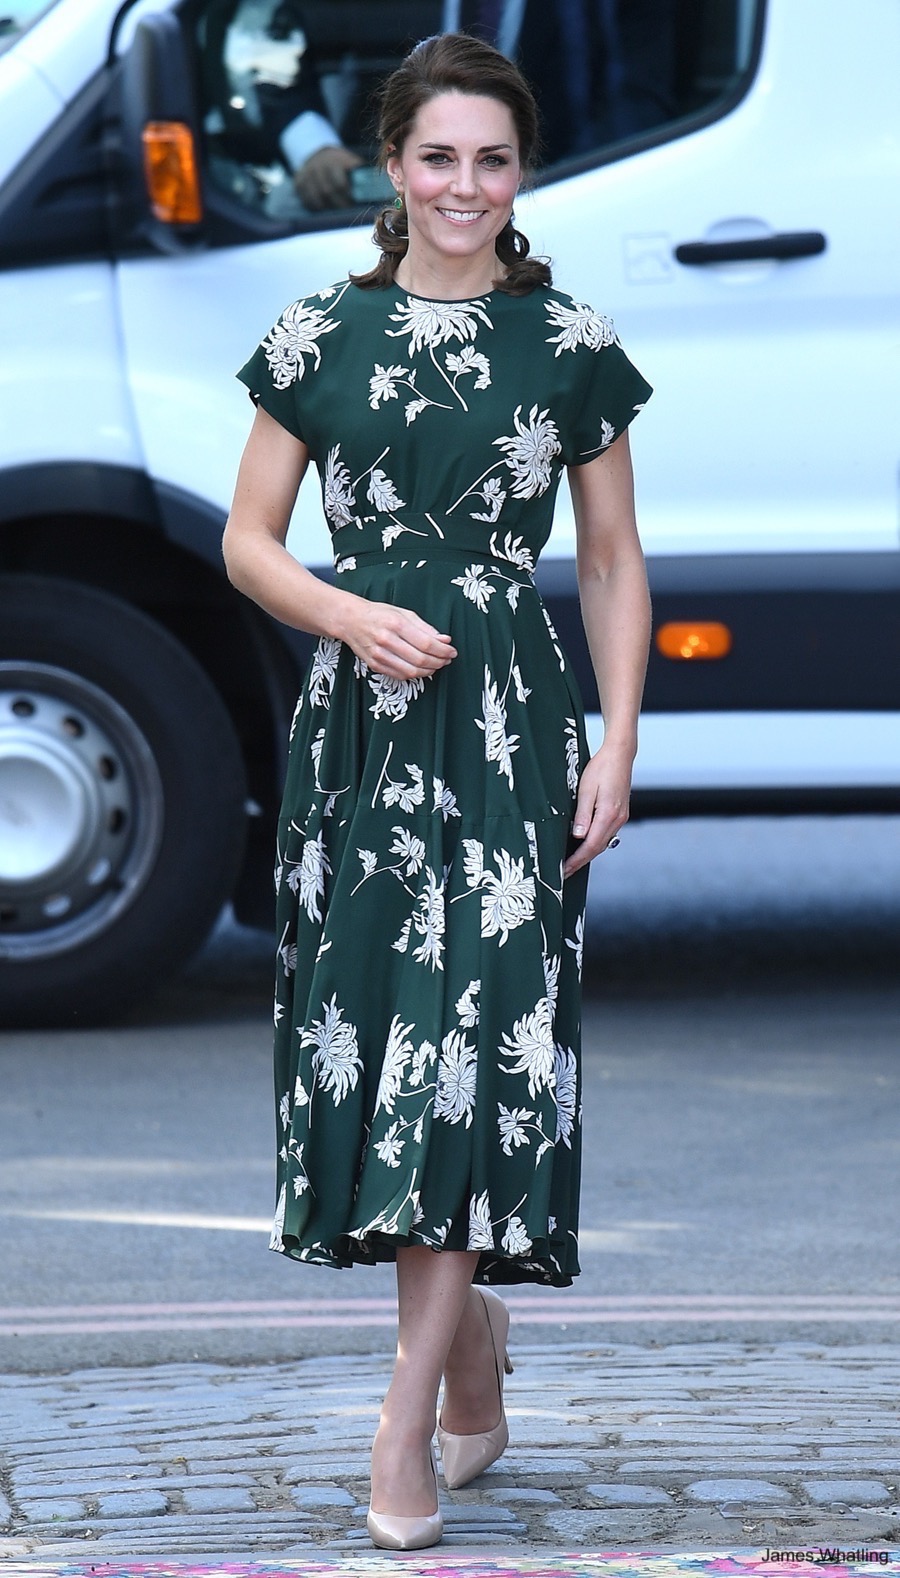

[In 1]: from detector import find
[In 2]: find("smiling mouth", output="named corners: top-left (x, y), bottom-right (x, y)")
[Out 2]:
top-left (436, 208), bottom-right (487, 225)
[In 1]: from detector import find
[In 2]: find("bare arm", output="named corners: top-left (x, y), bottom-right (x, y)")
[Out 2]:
top-left (563, 430), bottom-right (651, 877)
top-left (222, 406), bottom-right (456, 680)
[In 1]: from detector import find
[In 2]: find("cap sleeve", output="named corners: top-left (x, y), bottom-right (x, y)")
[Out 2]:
top-left (553, 307), bottom-right (652, 466)
top-left (236, 295), bottom-right (335, 446)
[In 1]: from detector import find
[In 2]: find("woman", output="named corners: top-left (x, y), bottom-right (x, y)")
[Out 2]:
top-left (223, 31), bottom-right (652, 1550)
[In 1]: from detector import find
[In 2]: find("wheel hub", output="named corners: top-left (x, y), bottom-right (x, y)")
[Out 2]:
top-left (0, 664), bottom-right (163, 958)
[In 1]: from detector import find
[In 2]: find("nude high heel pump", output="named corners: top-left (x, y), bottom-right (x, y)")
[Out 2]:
top-left (437, 1285), bottom-right (514, 1490)
top-left (366, 1442), bottom-right (443, 1550)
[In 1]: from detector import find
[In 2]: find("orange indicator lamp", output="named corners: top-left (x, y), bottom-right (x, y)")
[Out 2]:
top-left (656, 621), bottom-right (733, 660)
top-left (142, 122), bottom-right (203, 224)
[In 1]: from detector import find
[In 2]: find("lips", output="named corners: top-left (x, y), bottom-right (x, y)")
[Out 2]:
top-left (436, 208), bottom-right (487, 225)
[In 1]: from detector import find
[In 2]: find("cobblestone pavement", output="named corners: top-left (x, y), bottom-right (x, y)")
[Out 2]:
top-left (0, 1343), bottom-right (898, 1560)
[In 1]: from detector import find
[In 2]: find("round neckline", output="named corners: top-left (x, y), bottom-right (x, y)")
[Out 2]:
top-left (388, 279), bottom-right (505, 305)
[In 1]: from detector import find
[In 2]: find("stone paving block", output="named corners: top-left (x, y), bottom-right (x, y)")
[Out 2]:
top-left (803, 1478), bottom-right (893, 1504)
top-left (94, 1489), bottom-right (169, 1517)
top-left (17, 1497), bottom-right (86, 1521)
top-left (179, 1487), bottom-right (258, 1513)
top-left (290, 1485), bottom-right (355, 1508)
top-left (586, 1481), bottom-right (673, 1505)
top-left (485, 1486), bottom-right (561, 1503)
top-left (685, 1478), bottom-right (792, 1503)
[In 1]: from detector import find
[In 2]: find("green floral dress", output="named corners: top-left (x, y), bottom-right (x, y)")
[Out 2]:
top-left (238, 278), bottom-right (651, 1287)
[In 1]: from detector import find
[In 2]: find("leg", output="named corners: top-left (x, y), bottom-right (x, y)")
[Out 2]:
top-left (370, 1245), bottom-right (479, 1516)
top-left (440, 1282), bottom-right (507, 1434)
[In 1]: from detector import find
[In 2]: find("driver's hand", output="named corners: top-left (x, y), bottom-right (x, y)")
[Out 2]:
top-left (294, 146), bottom-right (363, 210)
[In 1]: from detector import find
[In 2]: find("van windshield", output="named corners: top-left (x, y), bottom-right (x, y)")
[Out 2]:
top-left (0, 0), bottom-right (60, 53)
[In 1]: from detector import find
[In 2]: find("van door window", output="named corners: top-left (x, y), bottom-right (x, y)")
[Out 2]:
top-left (195, 0), bottom-right (439, 221)
top-left (193, 0), bottom-right (761, 226)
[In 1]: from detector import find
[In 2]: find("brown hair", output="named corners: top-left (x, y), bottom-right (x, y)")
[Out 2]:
top-left (352, 32), bottom-right (551, 296)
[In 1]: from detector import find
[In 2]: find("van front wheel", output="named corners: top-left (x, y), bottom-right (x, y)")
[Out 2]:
top-left (0, 576), bottom-right (247, 1026)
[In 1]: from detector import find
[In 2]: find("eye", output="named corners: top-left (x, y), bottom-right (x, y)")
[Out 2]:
top-left (482, 154), bottom-right (509, 168)
top-left (423, 152), bottom-right (451, 166)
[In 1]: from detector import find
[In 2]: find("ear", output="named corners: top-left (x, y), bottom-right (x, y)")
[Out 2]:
top-left (385, 148), bottom-right (402, 190)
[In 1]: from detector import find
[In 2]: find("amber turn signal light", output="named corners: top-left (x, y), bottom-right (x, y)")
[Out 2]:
top-left (142, 122), bottom-right (203, 225)
top-left (656, 621), bottom-right (733, 660)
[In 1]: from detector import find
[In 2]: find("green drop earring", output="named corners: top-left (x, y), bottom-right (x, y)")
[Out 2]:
top-left (393, 195), bottom-right (403, 209)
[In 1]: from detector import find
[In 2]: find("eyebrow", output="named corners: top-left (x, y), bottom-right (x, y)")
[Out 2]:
top-left (416, 142), bottom-right (514, 153)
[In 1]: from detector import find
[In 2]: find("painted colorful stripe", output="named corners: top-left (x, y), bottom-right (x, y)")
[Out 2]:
top-left (1, 1551), bottom-right (897, 1578)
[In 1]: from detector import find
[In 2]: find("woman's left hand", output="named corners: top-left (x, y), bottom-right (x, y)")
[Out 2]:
top-left (563, 741), bottom-right (635, 879)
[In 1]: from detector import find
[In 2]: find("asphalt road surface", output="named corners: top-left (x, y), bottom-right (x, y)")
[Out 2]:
top-left (1, 813), bottom-right (898, 1374)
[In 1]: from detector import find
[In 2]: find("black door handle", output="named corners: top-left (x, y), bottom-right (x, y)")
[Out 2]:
top-left (674, 231), bottom-right (827, 265)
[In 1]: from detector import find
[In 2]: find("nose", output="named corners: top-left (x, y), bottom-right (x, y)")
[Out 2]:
top-left (450, 160), bottom-right (479, 198)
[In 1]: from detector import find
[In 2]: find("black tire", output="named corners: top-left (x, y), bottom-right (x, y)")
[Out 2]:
top-left (0, 575), bottom-right (247, 1026)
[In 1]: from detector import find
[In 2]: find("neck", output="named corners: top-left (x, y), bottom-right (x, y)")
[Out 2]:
top-left (394, 246), bottom-right (504, 301)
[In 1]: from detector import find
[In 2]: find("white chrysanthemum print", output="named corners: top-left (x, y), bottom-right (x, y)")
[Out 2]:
top-left (279, 1090), bottom-right (291, 1130)
top-left (433, 776), bottom-right (461, 821)
top-left (446, 345), bottom-right (491, 389)
top-left (512, 664), bottom-right (531, 704)
top-left (374, 1120), bottom-right (405, 1168)
top-left (468, 1189), bottom-right (494, 1251)
top-left (383, 762), bottom-right (425, 812)
top-left (476, 666), bottom-right (520, 789)
top-left (500, 995), bottom-right (555, 1098)
top-left (545, 297), bottom-right (617, 356)
top-left (369, 363), bottom-right (409, 407)
top-left (367, 671), bottom-right (426, 721)
top-left (489, 531), bottom-right (535, 572)
top-left (285, 830), bottom-right (331, 923)
top-left (387, 294), bottom-right (493, 355)
top-left (494, 405), bottom-right (561, 499)
top-left (410, 1038), bottom-right (437, 1087)
top-left (455, 978), bottom-right (480, 1028)
top-left (376, 1015), bottom-right (415, 1116)
top-left (367, 467), bottom-right (406, 514)
top-left (301, 994), bottom-right (363, 1104)
top-left (543, 951), bottom-right (561, 1018)
top-left (462, 838), bottom-right (484, 888)
top-left (564, 717), bottom-right (581, 794)
top-left (323, 446), bottom-right (356, 529)
top-left (308, 636), bottom-right (341, 708)
top-left (498, 1102), bottom-right (534, 1155)
top-left (410, 865), bottom-right (445, 971)
top-left (502, 1215), bottom-right (532, 1255)
top-left (389, 825), bottom-right (426, 877)
top-left (434, 1028), bottom-right (477, 1128)
top-left (290, 1141), bottom-right (311, 1197)
top-left (262, 299), bottom-right (340, 388)
top-left (471, 476), bottom-right (506, 523)
top-left (451, 563), bottom-right (495, 611)
top-left (357, 847), bottom-right (377, 877)
top-left (269, 1182), bottom-right (286, 1251)
top-left (554, 1042), bottom-right (578, 1147)
top-left (566, 913), bottom-right (584, 978)
top-left (481, 848), bottom-right (536, 946)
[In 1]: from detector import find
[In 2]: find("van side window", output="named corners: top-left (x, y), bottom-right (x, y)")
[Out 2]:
top-left (193, 0), bottom-right (760, 226)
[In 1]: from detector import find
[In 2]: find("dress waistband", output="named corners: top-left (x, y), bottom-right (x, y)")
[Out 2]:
top-left (334, 542), bottom-right (536, 582)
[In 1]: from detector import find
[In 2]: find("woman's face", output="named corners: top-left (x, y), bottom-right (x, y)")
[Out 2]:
top-left (387, 92), bottom-right (521, 275)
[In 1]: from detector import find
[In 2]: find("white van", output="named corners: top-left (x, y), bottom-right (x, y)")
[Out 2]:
top-left (1, 0), bottom-right (898, 1023)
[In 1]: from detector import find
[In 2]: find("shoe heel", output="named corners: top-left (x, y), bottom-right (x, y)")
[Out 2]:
top-left (504, 1353), bottom-right (514, 1375)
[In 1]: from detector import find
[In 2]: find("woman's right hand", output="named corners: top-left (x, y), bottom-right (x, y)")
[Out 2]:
top-left (339, 597), bottom-right (457, 681)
